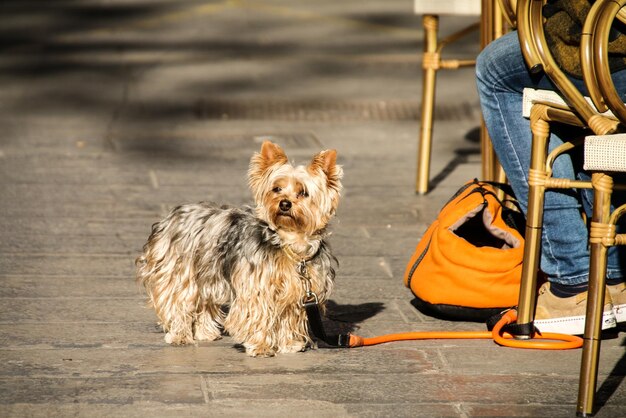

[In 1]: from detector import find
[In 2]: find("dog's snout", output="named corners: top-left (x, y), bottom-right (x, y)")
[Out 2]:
top-left (279, 199), bottom-right (292, 212)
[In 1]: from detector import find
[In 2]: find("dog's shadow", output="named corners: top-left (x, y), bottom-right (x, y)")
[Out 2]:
top-left (232, 300), bottom-right (384, 353)
top-left (321, 300), bottom-right (385, 337)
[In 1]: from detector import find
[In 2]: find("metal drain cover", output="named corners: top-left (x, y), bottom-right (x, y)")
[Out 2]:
top-left (193, 98), bottom-right (480, 122)
top-left (111, 132), bottom-right (323, 157)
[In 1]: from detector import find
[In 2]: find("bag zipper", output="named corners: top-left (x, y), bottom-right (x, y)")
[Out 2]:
top-left (406, 234), bottom-right (433, 291)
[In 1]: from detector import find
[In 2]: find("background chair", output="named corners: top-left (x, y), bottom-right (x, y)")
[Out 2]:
top-left (413, 0), bottom-right (480, 194)
top-left (414, 0), bottom-right (512, 194)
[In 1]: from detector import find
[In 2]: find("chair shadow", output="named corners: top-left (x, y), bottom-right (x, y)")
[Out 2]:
top-left (427, 147), bottom-right (481, 193)
top-left (594, 331), bottom-right (626, 413)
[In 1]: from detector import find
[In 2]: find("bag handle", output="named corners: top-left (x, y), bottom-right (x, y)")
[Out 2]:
top-left (466, 179), bottom-right (524, 215)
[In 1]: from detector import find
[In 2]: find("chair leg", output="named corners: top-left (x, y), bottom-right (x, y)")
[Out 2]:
top-left (480, 120), bottom-right (496, 181)
top-left (494, 149), bottom-right (508, 201)
top-left (516, 113), bottom-right (550, 334)
top-left (416, 14), bottom-right (439, 195)
top-left (479, 0), bottom-right (505, 184)
top-left (577, 173), bottom-right (613, 417)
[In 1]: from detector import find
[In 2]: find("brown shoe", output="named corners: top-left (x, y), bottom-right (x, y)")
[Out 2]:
top-left (534, 283), bottom-right (616, 335)
top-left (608, 282), bottom-right (626, 324)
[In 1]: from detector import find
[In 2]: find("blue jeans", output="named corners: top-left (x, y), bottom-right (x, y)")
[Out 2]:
top-left (476, 31), bottom-right (626, 286)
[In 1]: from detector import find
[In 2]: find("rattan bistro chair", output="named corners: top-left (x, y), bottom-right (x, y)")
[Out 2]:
top-left (514, 0), bottom-right (626, 415)
top-left (413, 1), bottom-right (481, 194)
top-left (414, 0), bottom-right (514, 194)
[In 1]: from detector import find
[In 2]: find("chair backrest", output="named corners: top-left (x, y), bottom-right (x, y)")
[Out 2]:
top-left (516, 0), bottom-right (625, 133)
top-left (581, 0), bottom-right (611, 114)
top-left (517, 0), bottom-right (597, 124)
top-left (588, 0), bottom-right (626, 123)
top-left (498, 0), bottom-right (518, 28)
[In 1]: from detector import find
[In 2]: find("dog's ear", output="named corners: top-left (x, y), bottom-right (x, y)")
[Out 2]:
top-left (249, 141), bottom-right (287, 174)
top-left (309, 149), bottom-right (343, 193)
top-left (260, 141), bottom-right (288, 165)
top-left (248, 141), bottom-right (289, 199)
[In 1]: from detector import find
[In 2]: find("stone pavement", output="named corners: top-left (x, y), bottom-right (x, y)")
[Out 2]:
top-left (0, 1), bottom-right (624, 417)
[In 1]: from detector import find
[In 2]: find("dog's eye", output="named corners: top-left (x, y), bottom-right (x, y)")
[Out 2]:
top-left (272, 187), bottom-right (282, 193)
top-left (298, 190), bottom-right (309, 198)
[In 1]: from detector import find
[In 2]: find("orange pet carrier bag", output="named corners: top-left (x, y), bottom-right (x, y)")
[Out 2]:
top-left (404, 180), bottom-right (525, 321)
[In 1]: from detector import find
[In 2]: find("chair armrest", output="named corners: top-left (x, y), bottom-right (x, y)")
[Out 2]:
top-left (584, 133), bottom-right (626, 172)
top-left (522, 88), bottom-right (616, 119)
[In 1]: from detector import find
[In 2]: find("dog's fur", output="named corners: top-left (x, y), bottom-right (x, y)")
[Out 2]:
top-left (136, 141), bottom-right (342, 356)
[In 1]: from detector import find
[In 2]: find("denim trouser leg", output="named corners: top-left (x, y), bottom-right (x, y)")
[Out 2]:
top-left (475, 31), bottom-right (626, 285)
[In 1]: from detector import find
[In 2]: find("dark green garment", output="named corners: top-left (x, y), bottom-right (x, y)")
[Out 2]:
top-left (543, 0), bottom-right (626, 78)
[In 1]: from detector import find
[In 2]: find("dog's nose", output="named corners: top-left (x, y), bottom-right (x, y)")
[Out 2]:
top-left (279, 199), bottom-right (292, 212)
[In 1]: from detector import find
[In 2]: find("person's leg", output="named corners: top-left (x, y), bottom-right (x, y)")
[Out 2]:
top-left (476, 31), bottom-right (592, 285)
top-left (475, 31), bottom-right (626, 332)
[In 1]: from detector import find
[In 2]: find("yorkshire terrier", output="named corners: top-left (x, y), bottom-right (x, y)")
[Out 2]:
top-left (136, 141), bottom-right (343, 356)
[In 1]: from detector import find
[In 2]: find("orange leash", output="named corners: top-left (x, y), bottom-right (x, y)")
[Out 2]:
top-left (346, 309), bottom-right (583, 350)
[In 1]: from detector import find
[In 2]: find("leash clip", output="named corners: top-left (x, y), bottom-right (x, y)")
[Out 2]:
top-left (297, 260), bottom-right (308, 277)
top-left (297, 260), bottom-right (319, 306)
top-left (302, 290), bottom-right (319, 306)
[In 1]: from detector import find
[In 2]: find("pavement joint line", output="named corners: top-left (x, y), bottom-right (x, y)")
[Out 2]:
top-left (235, 0), bottom-right (421, 38)
top-left (402, 299), bottom-right (427, 323)
top-left (0, 297), bottom-right (143, 300)
top-left (436, 348), bottom-right (452, 373)
top-left (200, 376), bottom-right (214, 403)
top-left (125, 1), bottom-right (233, 30)
top-left (0, 274), bottom-right (135, 280)
top-left (6, 346), bottom-right (148, 351)
top-left (377, 257), bottom-right (394, 278)
top-left (51, 0), bottom-right (234, 38)
top-left (148, 170), bottom-right (160, 190)
top-left (0, 321), bottom-right (141, 325)
top-left (453, 403), bottom-right (471, 418)
top-left (138, 0), bottom-right (421, 38)
top-left (105, 75), bottom-right (134, 153)
top-left (0, 274), bottom-right (137, 278)
top-left (5, 49), bottom-right (423, 67)
top-left (44, 0), bottom-right (423, 41)
top-left (0, 234), bottom-right (145, 240)
top-left (391, 300), bottom-right (410, 324)
top-left (2, 252), bottom-right (138, 257)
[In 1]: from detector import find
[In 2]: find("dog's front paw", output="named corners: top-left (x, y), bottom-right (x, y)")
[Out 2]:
top-left (193, 328), bottom-right (222, 342)
top-left (193, 310), bottom-right (223, 342)
top-left (165, 332), bottom-right (194, 345)
top-left (244, 344), bottom-right (277, 357)
top-left (278, 341), bottom-right (307, 354)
